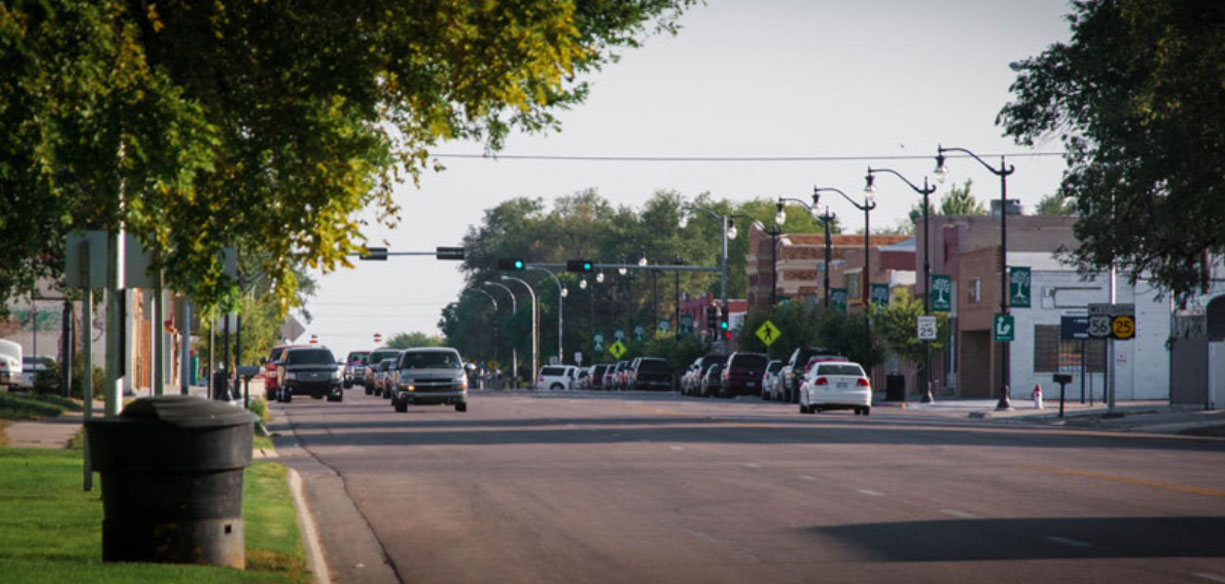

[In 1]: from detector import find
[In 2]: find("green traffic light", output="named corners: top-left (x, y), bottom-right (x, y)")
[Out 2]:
top-left (583, 261), bottom-right (592, 271)
top-left (720, 320), bottom-right (728, 330)
top-left (514, 259), bottom-right (525, 270)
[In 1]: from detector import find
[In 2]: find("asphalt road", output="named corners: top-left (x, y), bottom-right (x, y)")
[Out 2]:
top-left (272, 389), bottom-right (1225, 584)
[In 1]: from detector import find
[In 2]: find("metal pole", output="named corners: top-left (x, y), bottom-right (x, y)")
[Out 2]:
top-left (922, 183), bottom-right (933, 403)
top-left (180, 298), bottom-right (191, 395)
top-left (485, 282), bottom-right (517, 387)
top-left (771, 229), bottom-right (778, 305)
top-left (674, 268), bottom-right (680, 336)
top-left (526, 268), bottom-right (563, 364)
top-left (998, 155), bottom-right (1012, 410)
top-left (78, 240), bottom-right (94, 491)
top-left (31, 292), bottom-right (37, 366)
top-left (104, 228), bottom-right (124, 417)
top-left (824, 211), bottom-right (832, 309)
top-left (61, 301), bottom-right (72, 398)
top-left (721, 215), bottom-right (729, 353)
top-left (864, 204), bottom-right (871, 360)
top-left (502, 276), bottom-right (537, 387)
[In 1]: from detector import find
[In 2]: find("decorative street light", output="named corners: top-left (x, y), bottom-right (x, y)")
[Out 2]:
top-left (526, 266), bottom-right (565, 365)
top-left (778, 197), bottom-right (836, 309)
top-left (500, 275), bottom-right (539, 387)
top-left (936, 145), bottom-right (1015, 410)
top-left (678, 204), bottom-right (736, 351)
top-left (483, 281), bottom-right (518, 386)
top-left (867, 167), bottom-right (938, 403)
top-left (465, 287), bottom-right (501, 372)
top-left (814, 185), bottom-right (877, 360)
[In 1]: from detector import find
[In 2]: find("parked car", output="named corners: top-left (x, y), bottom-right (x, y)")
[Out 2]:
top-left (687, 355), bottom-right (726, 397)
top-left (720, 352), bottom-right (769, 398)
top-left (628, 357), bottom-right (672, 391)
top-left (680, 358), bottom-right (701, 395)
top-left (536, 365), bottom-right (573, 390)
top-left (799, 360), bottom-right (872, 415)
top-left (699, 363), bottom-right (724, 398)
top-left (343, 350), bottom-right (370, 389)
top-left (391, 347), bottom-right (469, 412)
top-left (364, 348), bottom-right (403, 394)
top-left (20, 355), bottom-right (54, 388)
top-left (574, 367), bottom-right (590, 389)
top-left (588, 364), bottom-right (609, 390)
top-left (780, 347), bottom-right (842, 403)
top-left (0, 339), bottom-right (21, 390)
top-left (264, 344), bottom-right (301, 400)
top-left (761, 359), bottom-right (785, 400)
top-left (276, 346), bottom-right (343, 402)
top-left (611, 361), bottom-right (631, 390)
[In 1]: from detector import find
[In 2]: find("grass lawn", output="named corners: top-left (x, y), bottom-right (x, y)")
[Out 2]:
top-left (0, 440), bottom-right (309, 583)
top-left (0, 392), bottom-right (76, 420)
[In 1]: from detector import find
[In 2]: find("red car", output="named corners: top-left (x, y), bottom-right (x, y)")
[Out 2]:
top-left (263, 344), bottom-right (310, 400)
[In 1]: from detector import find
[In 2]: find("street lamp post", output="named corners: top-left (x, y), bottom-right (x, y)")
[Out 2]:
top-left (679, 204), bottom-right (733, 352)
top-left (501, 275), bottom-right (538, 388)
top-left (526, 266), bottom-right (565, 365)
top-left (484, 281), bottom-right (519, 387)
top-left (814, 186), bottom-right (877, 361)
top-left (867, 167), bottom-right (938, 403)
top-left (936, 145), bottom-right (1015, 410)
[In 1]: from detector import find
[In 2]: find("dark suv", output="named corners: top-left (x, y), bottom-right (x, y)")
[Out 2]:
top-left (343, 350), bottom-right (370, 389)
top-left (720, 352), bottom-right (769, 397)
top-left (628, 357), bottom-right (672, 391)
top-left (277, 346), bottom-right (343, 402)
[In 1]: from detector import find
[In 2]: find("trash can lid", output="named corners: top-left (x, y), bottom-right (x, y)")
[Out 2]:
top-left (120, 395), bottom-right (258, 428)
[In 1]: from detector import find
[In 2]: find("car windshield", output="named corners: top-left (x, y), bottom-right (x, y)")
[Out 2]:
top-left (731, 354), bottom-right (768, 370)
top-left (379, 359), bottom-right (394, 371)
top-left (638, 359), bottom-right (670, 372)
top-left (767, 361), bottom-right (784, 372)
top-left (287, 350), bottom-right (335, 365)
top-left (817, 364), bottom-right (864, 376)
top-left (348, 352), bottom-right (369, 364)
top-left (401, 351), bottom-right (460, 369)
top-left (540, 367), bottom-right (565, 376)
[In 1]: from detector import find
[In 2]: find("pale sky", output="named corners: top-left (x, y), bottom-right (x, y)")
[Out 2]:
top-left (300, 0), bottom-right (1076, 359)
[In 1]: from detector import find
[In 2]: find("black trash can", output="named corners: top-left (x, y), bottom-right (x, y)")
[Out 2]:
top-left (86, 395), bottom-right (258, 568)
top-left (211, 369), bottom-right (232, 400)
top-left (885, 374), bottom-right (906, 402)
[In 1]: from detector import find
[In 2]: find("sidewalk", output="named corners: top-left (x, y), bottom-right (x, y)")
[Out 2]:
top-left (874, 393), bottom-right (1225, 436)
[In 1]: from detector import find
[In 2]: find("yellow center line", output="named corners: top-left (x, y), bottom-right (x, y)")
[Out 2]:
top-left (1026, 465), bottom-right (1225, 498)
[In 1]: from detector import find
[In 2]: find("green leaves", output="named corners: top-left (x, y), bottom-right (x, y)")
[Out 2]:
top-left (999, 0), bottom-right (1225, 303)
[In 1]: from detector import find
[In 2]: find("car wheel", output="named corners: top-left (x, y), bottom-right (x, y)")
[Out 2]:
top-left (282, 391), bottom-right (292, 403)
top-left (394, 400), bottom-right (407, 413)
top-left (343, 381), bottom-right (351, 389)
top-left (862, 406), bottom-right (871, 416)
top-left (799, 403), bottom-right (808, 414)
top-left (550, 383), bottom-right (564, 391)
top-left (455, 401), bottom-right (468, 412)
top-left (327, 394), bottom-right (342, 402)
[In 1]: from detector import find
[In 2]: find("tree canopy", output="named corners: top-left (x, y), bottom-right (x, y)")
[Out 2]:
top-left (0, 0), bottom-right (694, 316)
top-left (998, 0), bottom-right (1225, 303)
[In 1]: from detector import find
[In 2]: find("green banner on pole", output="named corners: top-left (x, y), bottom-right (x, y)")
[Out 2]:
top-left (830, 289), bottom-right (848, 314)
top-left (1009, 266), bottom-right (1031, 308)
top-left (871, 284), bottom-right (890, 309)
top-left (930, 274), bottom-right (952, 312)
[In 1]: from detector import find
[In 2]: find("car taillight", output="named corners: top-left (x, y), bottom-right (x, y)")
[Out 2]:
top-left (814, 377), bottom-right (828, 386)
top-left (857, 378), bottom-right (871, 387)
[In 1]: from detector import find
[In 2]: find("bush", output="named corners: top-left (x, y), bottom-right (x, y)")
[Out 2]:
top-left (248, 396), bottom-right (270, 423)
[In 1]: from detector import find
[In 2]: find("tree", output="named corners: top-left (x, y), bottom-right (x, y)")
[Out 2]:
top-left (939, 179), bottom-right (986, 216)
top-left (387, 332), bottom-right (445, 349)
top-left (0, 0), bottom-right (696, 317)
top-left (1035, 192), bottom-right (1075, 216)
top-left (998, 0), bottom-right (1225, 303)
top-left (875, 288), bottom-right (949, 367)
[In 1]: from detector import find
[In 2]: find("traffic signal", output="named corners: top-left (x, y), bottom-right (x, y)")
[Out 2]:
top-left (705, 305), bottom-right (719, 332)
top-left (497, 258), bottom-right (526, 270)
top-left (360, 246), bottom-right (388, 261)
top-left (566, 259), bottom-right (595, 273)
top-left (721, 317), bottom-right (731, 339)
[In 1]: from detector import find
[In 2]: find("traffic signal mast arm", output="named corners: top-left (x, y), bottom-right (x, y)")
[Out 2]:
top-left (502, 260), bottom-right (720, 273)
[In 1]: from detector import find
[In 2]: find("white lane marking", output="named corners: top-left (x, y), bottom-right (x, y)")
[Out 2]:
top-left (1193, 574), bottom-right (1225, 584)
top-left (857, 489), bottom-right (884, 497)
top-left (941, 509), bottom-right (976, 519)
top-left (670, 445), bottom-right (685, 451)
top-left (745, 463), bottom-right (760, 468)
top-left (797, 475), bottom-right (818, 481)
top-left (1047, 536), bottom-right (1091, 548)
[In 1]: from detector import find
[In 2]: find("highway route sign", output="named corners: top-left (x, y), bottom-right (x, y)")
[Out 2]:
top-left (1089, 303), bottom-right (1135, 340)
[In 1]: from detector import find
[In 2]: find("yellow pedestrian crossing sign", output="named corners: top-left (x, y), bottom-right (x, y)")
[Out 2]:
top-left (755, 320), bottom-right (780, 347)
top-left (608, 340), bottom-right (627, 359)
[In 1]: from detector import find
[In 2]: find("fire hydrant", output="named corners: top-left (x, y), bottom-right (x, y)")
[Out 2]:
top-left (1031, 384), bottom-right (1044, 410)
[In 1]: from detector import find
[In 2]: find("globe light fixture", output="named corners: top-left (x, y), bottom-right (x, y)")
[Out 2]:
top-left (726, 218), bottom-right (738, 241)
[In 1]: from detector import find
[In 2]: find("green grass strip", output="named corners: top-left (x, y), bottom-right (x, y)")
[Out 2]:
top-left (0, 393), bottom-right (66, 420)
top-left (0, 446), bottom-right (309, 583)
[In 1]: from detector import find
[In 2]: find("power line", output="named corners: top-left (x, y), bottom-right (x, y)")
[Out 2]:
top-left (431, 151), bottom-right (1066, 163)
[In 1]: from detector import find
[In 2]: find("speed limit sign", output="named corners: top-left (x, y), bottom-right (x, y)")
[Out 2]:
top-left (917, 316), bottom-right (937, 341)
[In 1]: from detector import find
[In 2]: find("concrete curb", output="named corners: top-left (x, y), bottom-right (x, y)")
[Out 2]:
top-left (287, 467), bottom-right (332, 584)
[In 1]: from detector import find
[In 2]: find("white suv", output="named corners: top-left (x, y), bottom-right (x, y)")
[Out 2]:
top-left (536, 365), bottom-right (575, 390)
